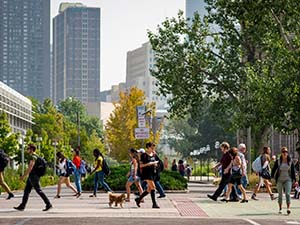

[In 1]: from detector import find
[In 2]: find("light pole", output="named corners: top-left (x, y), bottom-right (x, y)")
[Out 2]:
top-left (205, 145), bottom-right (211, 181)
top-left (37, 137), bottom-right (42, 152)
top-left (52, 141), bottom-right (58, 176)
top-left (18, 134), bottom-right (25, 176)
top-left (214, 141), bottom-right (220, 159)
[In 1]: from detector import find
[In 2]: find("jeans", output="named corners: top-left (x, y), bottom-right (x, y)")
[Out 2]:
top-left (277, 179), bottom-right (292, 205)
top-left (93, 171), bottom-right (112, 194)
top-left (155, 180), bottom-right (165, 197)
top-left (20, 174), bottom-right (51, 208)
top-left (236, 175), bottom-right (248, 196)
top-left (74, 169), bottom-right (82, 193)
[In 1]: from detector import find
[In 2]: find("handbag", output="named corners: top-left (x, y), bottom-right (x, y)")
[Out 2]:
top-left (231, 168), bottom-right (242, 180)
top-left (260, 167), bottom-right (271, 180)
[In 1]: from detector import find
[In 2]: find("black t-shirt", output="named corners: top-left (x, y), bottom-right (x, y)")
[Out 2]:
top-left (140, 152), bottom-right (158, 180)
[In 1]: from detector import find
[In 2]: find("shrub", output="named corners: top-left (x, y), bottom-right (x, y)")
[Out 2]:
top-left (82, 164), bottom-right (188, 191)
top-left (0, 167), bottom-right (58, 193)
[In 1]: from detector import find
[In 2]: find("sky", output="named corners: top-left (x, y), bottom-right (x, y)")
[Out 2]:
top-left (51, 0), bottom-right (185, 91)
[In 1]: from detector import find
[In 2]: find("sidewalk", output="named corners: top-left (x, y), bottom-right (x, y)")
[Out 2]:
top-left (0, 182), bottom-right (300, 221)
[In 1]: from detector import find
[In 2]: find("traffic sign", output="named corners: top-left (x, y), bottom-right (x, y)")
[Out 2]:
top-left (135, 128), bottom-right (150, 139)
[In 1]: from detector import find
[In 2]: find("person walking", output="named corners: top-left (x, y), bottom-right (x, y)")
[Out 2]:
top-left (89, 148), bottom-right (112, 197)
top-left (0, 149), bottom-right (14, 200)
top-left (224, 147), bottom-right (248, 203)
top-left (251, 146), bottom-right (276, 201)
top-left (151, 143), bottom-right (166, 199)
top-left (72, 148), bottom-right (82, 197)
top-left (271, 147), bottom-right (298, 215)
top-left (207, 142), bottom-right (233, 201)
top-left (236, 143), bottom-right (248, 196)
top-left (14, 144), bottom-right (52, 211)
top-left (135, 142), bottom-right (160, 208)
top-left (125, 148), bottom-right (143, 202)
top-left (171, 159), bottom-right (177, 172)
top-left (55, 151), bottom-right (78, 198)
top-left (178, 160), bottom-right (185, 177)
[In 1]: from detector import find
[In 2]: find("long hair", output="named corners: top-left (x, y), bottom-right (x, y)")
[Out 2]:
top-left (93, 148), bottom-right (103, 159)
top-left (56, 151), bottom-right (65, 163)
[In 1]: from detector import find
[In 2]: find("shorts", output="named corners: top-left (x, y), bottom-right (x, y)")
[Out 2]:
top-left (127, 175), bottom-right (140, 182)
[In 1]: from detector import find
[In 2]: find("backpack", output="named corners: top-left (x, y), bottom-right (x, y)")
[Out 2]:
top-left (79, 160), bottom-right (87, 174)
top-left (0, 150), bottom-right (9, 169)
top-left (66, 159), bottom-right (76, 175)
top-left (33, 156), bottom-right (47, 177)
top-left (102, 157), bottom-right (110, 176)
top-left (252, 156), bottom-right (262, 173)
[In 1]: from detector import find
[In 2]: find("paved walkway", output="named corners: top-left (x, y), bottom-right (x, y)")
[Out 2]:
top-left (0, 182), bottom-right (300, 222)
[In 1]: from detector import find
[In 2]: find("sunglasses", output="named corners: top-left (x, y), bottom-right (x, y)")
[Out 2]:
top-left (281, 151), bottom-right (288, 154)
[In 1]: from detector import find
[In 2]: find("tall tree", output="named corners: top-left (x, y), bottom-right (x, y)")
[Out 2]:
top-left (106, 87), bottom-right (159, 161)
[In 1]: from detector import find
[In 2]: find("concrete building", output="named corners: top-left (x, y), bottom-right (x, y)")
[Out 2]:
top-left (0, 81), bottom-right (33, 134)
top-left (126, 42), bottom-right (168, 110)
top-left (52, 3), bottom-right (101, 104)
top-left (84, 101), bottom-right (115, 127)
top-left (0, 0), bottom-right (50, 102)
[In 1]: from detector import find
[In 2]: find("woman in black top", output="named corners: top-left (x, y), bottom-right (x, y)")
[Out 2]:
top-left (135, 142), bottom-right (160, 208)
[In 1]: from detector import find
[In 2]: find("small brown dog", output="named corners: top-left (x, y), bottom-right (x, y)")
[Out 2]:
top-left (108, 192), bottom-right (126, 208)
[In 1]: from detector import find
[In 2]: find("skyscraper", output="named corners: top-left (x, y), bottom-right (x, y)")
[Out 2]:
top-left (52, 3), bottom-right (101, 104)
top-left (0, 0), bottom-right (50, 102)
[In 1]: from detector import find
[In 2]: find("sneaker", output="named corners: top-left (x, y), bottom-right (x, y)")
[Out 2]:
top-left (13, 205), bottom-right (25, 211)
top-left (251, 194), bottom-right (258, 201)
top-left (76, 193), bottom-right (81, 198)
top-left (287, 209), bottom-right (291, 215)
top-left (125, 198), bottom-right (130, 202)
top-left (152, 204), bottom-right (160, 208)
top-left (240, 199), bottom-right (248, 203)
top-left (135, 198), bottom-right (141, 207)
top-left (7, 193), bottom-right (14, 200)
top-left (279, 209), bottom-right (282, 214)
top-left (43, 204), bottom-right (53, 211)
top-left (89, 194), bottom-right (96, 197)
top-left (157, 195), bottom-right (166, 198)
top-left (207, 194), bottom-right (217, 201)
top-left (270, 194), bottom-right (277, 200)
top-left (54, 195), bottom-right (60, 199)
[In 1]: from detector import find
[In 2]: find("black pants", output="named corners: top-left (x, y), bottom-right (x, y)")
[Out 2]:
top-left (20, 174), bottom-right (51, 208)
top-left (212, 174), bottom-right (237, 199)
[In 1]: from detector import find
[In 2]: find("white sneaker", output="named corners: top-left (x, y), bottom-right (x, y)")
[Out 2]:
top-left (278, 209), bottom-right (282, 214)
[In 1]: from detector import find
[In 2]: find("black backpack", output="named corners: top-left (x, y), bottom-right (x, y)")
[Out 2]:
top-left (33, 156), bottom-right (47, 177)
top-left (0, 150), bottom-right (9, 169)
top-left (102, 157), bottom-right (110, 176)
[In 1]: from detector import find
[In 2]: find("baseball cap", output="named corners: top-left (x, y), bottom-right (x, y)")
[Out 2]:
top-left (137, 148), bottom-right (145, 154)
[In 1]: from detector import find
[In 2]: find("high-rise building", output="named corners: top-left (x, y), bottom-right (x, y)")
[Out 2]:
top-left (126, 42), bottom-right (168, 110)
top-left (0, 0), bottom-right (50, 102)
top-left (52, 3), bottom-right (101, 104)
top-left (185, 0), bottom-right (206, 20)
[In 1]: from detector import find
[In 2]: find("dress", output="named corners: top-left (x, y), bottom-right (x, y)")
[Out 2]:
top-left (140, 152), bottom-right (158, 181)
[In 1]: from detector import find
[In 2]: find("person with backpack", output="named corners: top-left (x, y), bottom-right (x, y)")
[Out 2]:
top-left (0, 149), bottom-right (14, 199)
top-left (271, 147), bottom-right (298, 215)
top-left (54, 151), bottom-right (78, 198)
top-left (125, 148), bottom-right (143, 202)
top-left (89, 148), bottom-right (112, 197)
top-left (72, 148), bottom-right (82, 197)
top-left (251, 146), bottom-right (276, 201)
top-left (14, 144), bottom-right (52, 211)
top-left (178, 160), bottom-right (185, 177)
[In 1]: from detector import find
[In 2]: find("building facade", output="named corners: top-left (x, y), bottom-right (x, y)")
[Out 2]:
top-left (52, 3), bottom-right (101, 104)
top-left (0, 0), bottom-right (50, 102)
top-left (0, 81), bottom-right (33, 134)
top-left (126, 42), bottom-right (168, 110)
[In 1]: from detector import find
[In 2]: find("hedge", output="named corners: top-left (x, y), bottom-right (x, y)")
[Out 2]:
top-left (82, 164), bottom-right (188, 191)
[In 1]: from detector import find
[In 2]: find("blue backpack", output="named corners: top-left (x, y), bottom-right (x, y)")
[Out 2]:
top-left (66, 159), bottom-right (76, 175)
top-left (79, 160), bottom-right (87, 174)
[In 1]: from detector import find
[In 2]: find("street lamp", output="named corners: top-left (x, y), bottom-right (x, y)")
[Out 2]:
top-left (36, 137), bottom-right (42, 152)
top-left (215, 141), bottom-right (220, 159)
top-left (18, 133), bottom-right (25, 176)
top-left (52, 141), bottom-right (58, 176)
top-left (205, 145), bottom-right (211, 181)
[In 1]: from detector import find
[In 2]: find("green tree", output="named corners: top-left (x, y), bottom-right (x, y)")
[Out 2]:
top-left (0, 112), bottom-right (19, 156)
top-left (148, 1), bottom-right (300, 150)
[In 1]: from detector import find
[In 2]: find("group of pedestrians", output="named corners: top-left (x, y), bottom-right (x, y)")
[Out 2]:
top-left (207, 141), bottom-right (299, 215)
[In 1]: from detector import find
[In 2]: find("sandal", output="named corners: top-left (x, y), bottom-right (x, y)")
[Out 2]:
top-left (125, 198), bottom-right (130, 202)
top-left (54, 195), bottom-right (61, 199)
